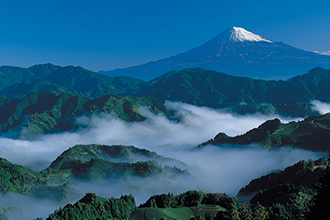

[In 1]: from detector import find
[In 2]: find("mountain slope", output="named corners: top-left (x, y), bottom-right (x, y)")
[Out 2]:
top-left (46, 193), bottom-right (136, 220)
top-left (131, 67), bottom-right (330, 116)
top-left (45, 191), bottom-right (230, 220)
top-left (100, 27), bottom-right (330, 80)
top-left (0, 157), bottom-right (82, 203)
top-left (46, 144), bottom-right (189, 183)
top-left (0, 66), bottom-right (35, 89)
top-left (237, 157), bottom-right (329, 199)
top-left (198, 113), bottom-right (330, 152)
top-left (50, 144), bottom-right (186, 171)
top-left (0, 144), bottom-right (190, 201)
top-left (0, 91), bottom-right (171, 138)
top-left (0, 157), bottom-right (38, 194)
top-left (0, 63), bottom-right (146, 99)
top-left (2, 64), bottom-right (330, 117)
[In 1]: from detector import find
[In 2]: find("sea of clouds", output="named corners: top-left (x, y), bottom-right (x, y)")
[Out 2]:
top-left (0, 100), bottom-right (329, 219)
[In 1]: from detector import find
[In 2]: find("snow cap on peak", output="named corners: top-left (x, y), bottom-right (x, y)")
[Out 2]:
top-left (227, 26), bottom-right (272, 43)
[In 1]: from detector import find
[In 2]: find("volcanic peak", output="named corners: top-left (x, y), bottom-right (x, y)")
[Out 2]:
top-left (224, 26), bottom-right (273, 43)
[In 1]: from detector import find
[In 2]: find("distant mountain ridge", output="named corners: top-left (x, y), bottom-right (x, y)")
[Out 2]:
top-left (99, 27), bottom-right (330, 80)
top-left (2, 64), bottom-right (330, 118)
top-left (0, 63), bottom-right (146, 99)
top-left (131, 67), bottom-right (330, 116)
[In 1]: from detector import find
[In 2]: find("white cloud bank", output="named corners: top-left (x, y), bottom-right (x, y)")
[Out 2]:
top-left (0, 101), bottom-right (302, 169)
top-left (311, 100), bottom-right (330, 115)
top-left (0, 101), bottom-right (327, 219)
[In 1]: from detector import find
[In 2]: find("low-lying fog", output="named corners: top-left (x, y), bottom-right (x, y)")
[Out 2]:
top-left (0, 100), bottom-right (328, 219)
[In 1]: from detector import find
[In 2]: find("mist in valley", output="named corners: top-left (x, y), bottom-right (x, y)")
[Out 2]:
top-left (311, 100), bottom-right (330, 115)
top-left (0, 100), bottom-right (328, 219)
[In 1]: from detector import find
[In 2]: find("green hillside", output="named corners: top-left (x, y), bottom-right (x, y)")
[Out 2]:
top-left (45, 182), bottom-right (330, 220)
top-left (0, 63), bottom-right (146, 99)
top-left (50, 144), bottom-right (186, 171)
top-left (46, 193), bottom-right (136, 220)
top-left (0, 144), bottom-right (190, 205)
top-left (0, 157), bottom-right (38, 194)
top-left (0, 157), bottom-right (82, 203)
top-left (198, 113), bottom-right (330, 152)
top-left (130, 205), bottom-right (225, 220)
top-left (46, 191), bottom-right (230, 220)
top-left (44, 144), bottom-right (190, 189)
top-left (233, 157), bottom-right (330, 219)
top-left (0, 91), bottom-right (171, 138)
top-left (132, 67), bottom-right (330, 116)
top-left (238, 157), bottom-right (329, 199)
top-left (139, 190), bottom-right (232, 209)
top-left (0, 66), bottom-right (35, 89)
top-left (51, 158), bottom-right (166, 182)
top-left (2, 64), bottom-right (330, 117)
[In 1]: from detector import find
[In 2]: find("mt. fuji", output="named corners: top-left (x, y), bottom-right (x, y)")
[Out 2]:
top-left (215, 26), bottom-right (272, 43)
top-left (100, 27), bottom-right (330, 80)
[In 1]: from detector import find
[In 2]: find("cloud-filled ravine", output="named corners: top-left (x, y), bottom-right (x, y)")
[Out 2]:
top-left (0, 100), bottom-right (327, 219)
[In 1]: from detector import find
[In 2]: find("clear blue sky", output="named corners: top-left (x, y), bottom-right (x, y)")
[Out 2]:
top-left (0, 0), bottom-right (330, 72)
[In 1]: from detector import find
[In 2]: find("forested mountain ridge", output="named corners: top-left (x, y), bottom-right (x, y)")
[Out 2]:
top-left (1, 64), bottom-right (330, 117)
top-left (198, 113), bottom-right (330, 152)
top-left (50, 144), bottom-right (186, 170)
top-left (132, 67), bottom-right (330, 116)
top-left (0, 157), bottom-right (82, 203)
top-left (0, 63), bottom-right (146, 99)
top-left (45, 191), bottom-right (233, 220)
top-left (44, 170), bottom-right (330, 220)
top-left (40, 156), bottom-right (330, 220)
top-left (46, 193), bottom-right (136, 220)
top-left (0, 144), bottom-right (190, 203)
top-left (45, 144), bottom-right (190, 184)
top-left (0, 91), bottom-right (171, 138)
top-left (238, 157), bottom-right (329, 199)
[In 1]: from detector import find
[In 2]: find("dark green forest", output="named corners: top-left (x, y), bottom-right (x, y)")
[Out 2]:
top-left (199, 113), bottom-right (330, 152)
top-left (46, 193), bottom-right (136, 220)
top-left (2, 64), bottom-right (330, 117)
top-left (2, 65), bottom-right (330, 139)
top-left (0, 149), bottom-right (329, 220)
top-left (0, 91), bottom-right (171, 138)
top-left (132, 67), bottom-right (330, 116)
top-left (34, 169), bottom-right (330, 220)
top-left (1, 65), bottom-right (330, 219)
top-left (0, 144), bottom-right (190, 205)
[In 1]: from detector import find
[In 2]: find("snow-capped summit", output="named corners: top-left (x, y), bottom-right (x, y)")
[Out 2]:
top-left (226, 26), bottom-right (272, 43)
top-left (101, 26), bottom-right (330, 80)
top-left (214, 26), bottom-right (272, 44)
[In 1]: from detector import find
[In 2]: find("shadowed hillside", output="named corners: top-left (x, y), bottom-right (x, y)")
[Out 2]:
top-left (198, 113), bottom-right (330, 152)
top-left (0, 63), bottom-right (146, 99)
top-left (0, 91), bottom-right (171, 138)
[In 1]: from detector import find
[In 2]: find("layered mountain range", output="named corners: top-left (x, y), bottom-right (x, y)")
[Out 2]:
top-left (2, 63), bottom-right (330, 140)
top-left (1, 27), bottom-right (330, 220)
top-left (0, 63), bottom-right (145, 99)
top-left (0, 143), bottom-right (191, 220)
top-left (2, 63), bottom-right (330, 120)
top-left (131, 67), bottom-right (330, 114)
top-left (0, 91), bottom-right (171, 138)
top-left (100, 27), bottom-right (330, 80)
